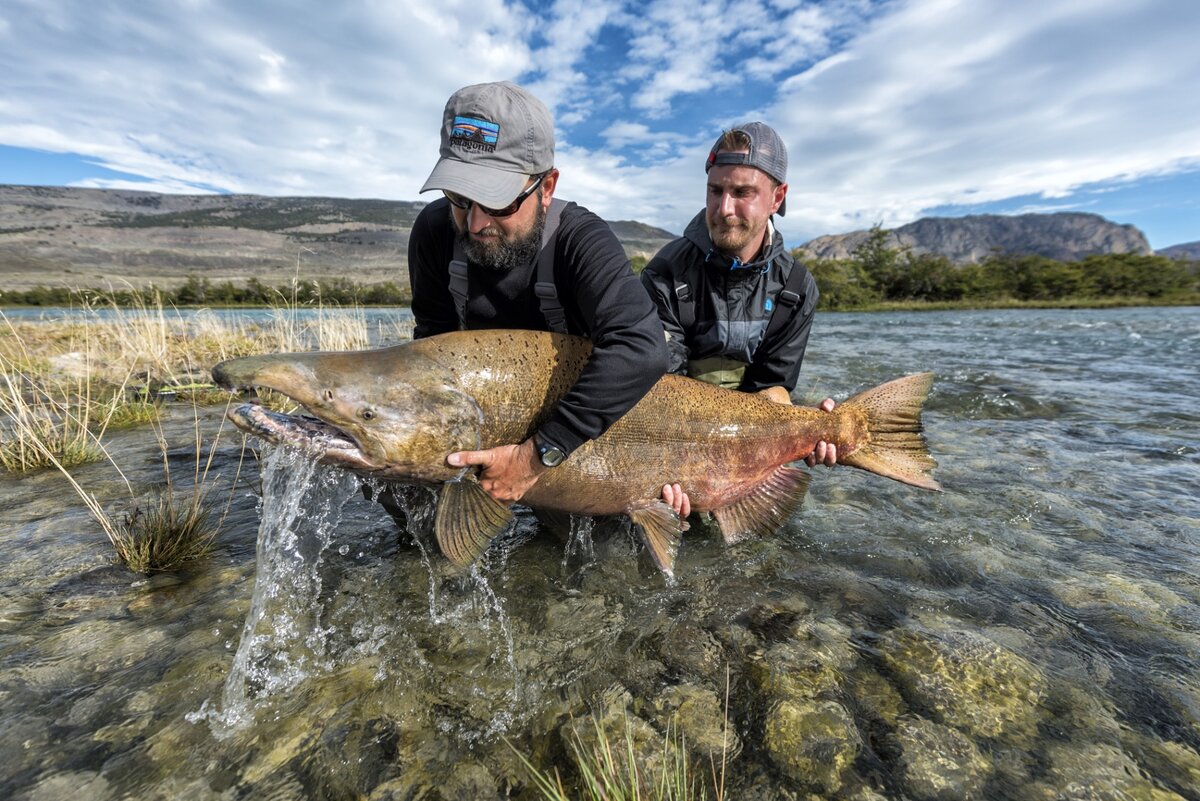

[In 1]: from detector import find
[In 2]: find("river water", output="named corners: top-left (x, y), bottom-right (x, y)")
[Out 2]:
top-left (1, 307), bottom-right (1198, 800)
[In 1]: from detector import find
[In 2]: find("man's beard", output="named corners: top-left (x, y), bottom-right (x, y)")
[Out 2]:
top-left (707, 214), bottom-right (766, 258)
top-left (455, 196), bottom-right (546, 273)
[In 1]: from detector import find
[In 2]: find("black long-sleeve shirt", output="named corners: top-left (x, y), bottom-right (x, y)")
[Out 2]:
top-left (408, 197), bottom-right (668, 456)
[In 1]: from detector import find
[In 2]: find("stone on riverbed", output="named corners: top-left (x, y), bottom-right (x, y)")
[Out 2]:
top-left (651, 683), bottom-right (741, 761)
top-left (878, 624), bottom-right (1046, 745)
top-left (891, 715), bottom-right (991, 801)
top-left (762, 697), bottom-right (861, 793)
top-left (1025, 742), bottom-right (1186, 801)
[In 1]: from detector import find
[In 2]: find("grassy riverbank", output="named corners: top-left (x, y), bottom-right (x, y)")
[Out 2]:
top-left (0, 295), bottom-right (400, 572)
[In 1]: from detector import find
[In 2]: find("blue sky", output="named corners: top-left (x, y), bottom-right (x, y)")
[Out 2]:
top-left (1, 0), bottom-right (1197, 249)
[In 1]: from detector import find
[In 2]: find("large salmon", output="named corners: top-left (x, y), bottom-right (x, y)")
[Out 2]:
top-left (213, 330), bottom-right (940, 575)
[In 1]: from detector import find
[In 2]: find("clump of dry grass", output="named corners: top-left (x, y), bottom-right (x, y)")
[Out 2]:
top-left (512, 715), bottom-right (711, 801)
top-left (1, 291), bottom-right (376, 569)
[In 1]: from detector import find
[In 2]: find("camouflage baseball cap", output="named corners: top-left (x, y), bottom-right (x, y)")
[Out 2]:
top-left (420, 81), bottom-right (555, 208)
top-left (705, 121), bottom-right (788, 216)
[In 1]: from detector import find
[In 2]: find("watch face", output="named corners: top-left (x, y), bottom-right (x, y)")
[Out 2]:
top-left (539, 444), bottom-right (565, 467)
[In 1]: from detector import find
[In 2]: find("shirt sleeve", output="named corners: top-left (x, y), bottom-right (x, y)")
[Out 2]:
top-left (407, 200), bottom-right (460, 340)
top-left (740, 267), bottom-right (820, 393)
top-left (535, 208), bottom-right (669, 456)
top-left (640, 248), bottom-right (691, 375)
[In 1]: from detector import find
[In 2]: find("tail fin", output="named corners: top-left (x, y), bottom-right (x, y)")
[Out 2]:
top-left (838, 372), bottom-right (942, 491)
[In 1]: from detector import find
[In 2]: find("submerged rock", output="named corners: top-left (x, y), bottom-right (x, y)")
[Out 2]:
top-left (848, 664), bottom-right (908, 728)
top-left (878, 625), bottom-right (1046, 744)
top-left (654, 622), bottom-right (726, 685)
top-left (891, 715), bottom-right (991, 801)
top-left (652, 683), bottom-right (741, 761)
top-left (1121, 733), bottom-right (1200, 799)
top-left (1027, 742), bottom-right (1186, 801)
top-left (762, 698), bottom-right (861, 793)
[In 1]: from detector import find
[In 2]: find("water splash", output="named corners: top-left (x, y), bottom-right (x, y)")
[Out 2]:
top-left (192, 445), bottom-right (361, 734)
top-left (561, 514), bottom-right (596, 570)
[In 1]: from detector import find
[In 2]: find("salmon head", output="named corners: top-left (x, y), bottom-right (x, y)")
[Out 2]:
top-left (212, 345), bottom-right (483, 483)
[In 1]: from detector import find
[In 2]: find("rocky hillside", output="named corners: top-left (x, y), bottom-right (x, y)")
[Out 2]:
top-left (797, 212), bottom-right (1153, 264)
top-left (0, 185), bottom-right (675, 292)
top-left (1158, 241), bottom-right (1200, 260)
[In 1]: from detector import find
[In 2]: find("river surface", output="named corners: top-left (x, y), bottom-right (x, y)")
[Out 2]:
top-left (1, 307), bottom-right (1198, 800)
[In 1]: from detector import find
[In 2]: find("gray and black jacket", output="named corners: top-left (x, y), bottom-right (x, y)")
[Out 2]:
top-left (640, 211), bottom-right (818, 393)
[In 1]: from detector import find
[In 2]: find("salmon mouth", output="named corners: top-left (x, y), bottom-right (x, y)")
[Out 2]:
top-left (227, 403), bottom-right (376, 470)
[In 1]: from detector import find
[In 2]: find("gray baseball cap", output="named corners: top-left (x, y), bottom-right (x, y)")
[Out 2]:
top-left (420, 81), bottom-right (555, 208)
top-left (705, 121), bottom-right (788, 216)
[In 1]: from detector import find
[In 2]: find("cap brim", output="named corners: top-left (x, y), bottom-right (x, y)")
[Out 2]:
top-left (420, 158), bottom-right (528, 208)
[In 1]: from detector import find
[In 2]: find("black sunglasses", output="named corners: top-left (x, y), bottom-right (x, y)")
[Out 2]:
top-left (443, 172), bottom-right (548, 218)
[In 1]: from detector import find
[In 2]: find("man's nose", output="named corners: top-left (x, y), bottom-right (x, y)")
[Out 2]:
top-left (718, 192), bottom-right (737, 217)
top-left (467, 204), bottom-right (498, 234)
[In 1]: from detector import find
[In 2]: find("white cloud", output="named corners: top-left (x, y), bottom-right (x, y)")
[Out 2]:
top-left (0, 0), bottom-right (534, 199)
top-left (1, 0), bottom-right (1197, 248)
top-left (766, 0), bottom-right (1200, 242)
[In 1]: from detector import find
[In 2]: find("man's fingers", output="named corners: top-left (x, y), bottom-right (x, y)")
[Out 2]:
top-left (661, 483), bottom-right (690, 517)
top-left (447, 449), bottom-right (492, 468)
top-left (819, 397), bottom-right (835, 412)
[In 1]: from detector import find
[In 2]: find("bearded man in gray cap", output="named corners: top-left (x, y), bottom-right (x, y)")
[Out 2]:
top-left (407, 81), bottom-right (668, 506)
top-left (641, 122), bottom-right (836, 517)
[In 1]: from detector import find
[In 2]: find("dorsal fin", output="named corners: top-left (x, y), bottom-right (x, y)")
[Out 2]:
top-left (435, 479), bottom-right (515, 567)
top-left (712, 465), bottom-right (812, 544)
top-left (626, 499), bottom-right (690, 578)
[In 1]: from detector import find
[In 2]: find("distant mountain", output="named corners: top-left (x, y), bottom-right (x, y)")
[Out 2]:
top-left (797, 212), bottom-right (1153, 265)
top-left (1158, 241), bottom-right (1200, 260)
top-left (0, 185), bottom-right (675, 292)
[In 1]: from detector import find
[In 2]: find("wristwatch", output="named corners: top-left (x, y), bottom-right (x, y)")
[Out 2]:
top-left (533, 433), bottom-right (565, 468)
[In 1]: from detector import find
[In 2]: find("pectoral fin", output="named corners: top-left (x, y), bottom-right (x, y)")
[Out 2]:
top-left (627, 499), bottom-right (690, 578)
top-left (435, 479), bottom-right (515, 567)
top-left (712, 465), bottom-right (812, 544)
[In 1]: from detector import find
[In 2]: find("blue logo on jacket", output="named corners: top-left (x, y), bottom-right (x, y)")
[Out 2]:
top-left (765, 298), bottom-right (774, 312)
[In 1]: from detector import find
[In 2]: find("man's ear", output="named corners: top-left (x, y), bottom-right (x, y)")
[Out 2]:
top-left (540, 169), bottom-right (561, 208)
top-left (772, 181), bottom-right (788, 215)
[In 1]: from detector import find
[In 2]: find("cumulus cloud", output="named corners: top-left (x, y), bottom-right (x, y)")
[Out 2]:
top-left (1, 0), bottom-right (1197, 246)
top-left (766, 0), bottom-right (1200, 241)
top-left (0, 0), bottom-right (534, 198)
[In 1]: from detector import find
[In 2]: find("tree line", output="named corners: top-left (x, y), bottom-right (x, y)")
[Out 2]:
top-left (2, 229), bottom-right (1196, 310)
top-left (1, 276), bottom-right (413, 308)
top-left (804, 226), bottom-right (1200, 309)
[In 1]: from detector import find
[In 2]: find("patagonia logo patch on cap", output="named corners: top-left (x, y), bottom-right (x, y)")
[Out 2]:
top-left (450, 115), bottom-right (499, 153)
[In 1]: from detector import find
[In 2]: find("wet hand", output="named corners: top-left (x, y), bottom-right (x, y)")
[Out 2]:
top-left (447, 440), bottom-right (544, 504)
top-left (661, 483), bottom-right (691, 518)
top-left (804, 397), bottom-right (839, 468)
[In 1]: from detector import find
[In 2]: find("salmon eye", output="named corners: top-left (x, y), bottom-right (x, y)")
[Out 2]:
top-left (360, 407), bottom-right (375, 421)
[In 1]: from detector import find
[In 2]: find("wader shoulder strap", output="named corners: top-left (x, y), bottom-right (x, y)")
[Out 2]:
top-left (447, 199), bottom-right (567, 332)
top-left (674, 280), bottom-right (695, 331)
top-left (761, 256), bottom-right (812, 346)
top-left (449, 238), bottom-right (470, 330)
top-left (534, 198), bottom-right (568, 333)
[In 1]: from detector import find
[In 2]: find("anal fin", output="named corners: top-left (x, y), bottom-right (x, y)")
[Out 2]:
top-left (435, 479), bottom-right (515, 567)
top-left (626, 499), bottom-right (690, 578)
top-left (712, 465), bottom-right (812, 544)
